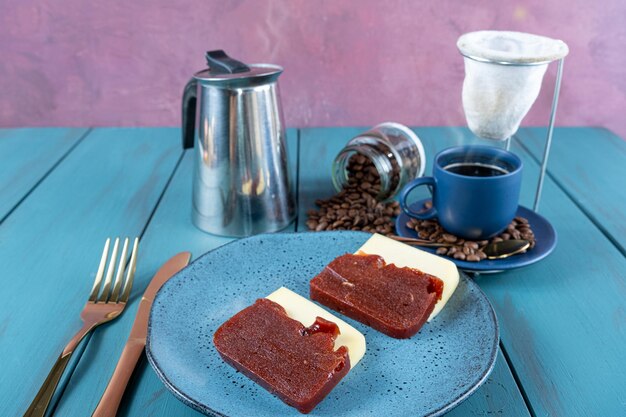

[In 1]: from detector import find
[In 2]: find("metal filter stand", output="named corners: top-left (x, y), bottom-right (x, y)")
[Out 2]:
top-left (459, 53), bottom-right (565, 213)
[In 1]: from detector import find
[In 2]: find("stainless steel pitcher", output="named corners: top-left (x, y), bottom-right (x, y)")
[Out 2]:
top-left (182, 50), bottom-right (296, 237)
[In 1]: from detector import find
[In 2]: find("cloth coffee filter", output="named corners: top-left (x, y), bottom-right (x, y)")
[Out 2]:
top-left (457, 31), bottom-right (569, 141)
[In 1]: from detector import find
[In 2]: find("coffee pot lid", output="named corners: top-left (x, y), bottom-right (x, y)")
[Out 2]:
top-left (193, 50), bottom-right (282, 85)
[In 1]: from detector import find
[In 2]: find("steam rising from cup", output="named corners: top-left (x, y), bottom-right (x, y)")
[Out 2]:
top-left (457, 31), bottom-right (569, 141)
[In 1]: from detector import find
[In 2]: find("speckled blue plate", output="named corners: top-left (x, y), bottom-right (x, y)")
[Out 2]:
top-left (396, 200), bottom-right (557, 273)
top-left (146, 231), bottom-right (499, 417)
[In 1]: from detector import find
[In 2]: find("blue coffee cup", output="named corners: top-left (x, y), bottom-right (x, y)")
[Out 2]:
top-left (400, 145), bottom-right (523, 240)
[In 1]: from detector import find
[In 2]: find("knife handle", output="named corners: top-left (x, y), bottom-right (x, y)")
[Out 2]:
top-left (91, 340), bottom-right (144, 417)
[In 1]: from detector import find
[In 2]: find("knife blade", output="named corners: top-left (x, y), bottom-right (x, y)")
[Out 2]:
top-left (91, 252), bottom-right (191, 417)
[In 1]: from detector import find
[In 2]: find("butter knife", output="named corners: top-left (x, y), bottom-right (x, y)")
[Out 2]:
top-left (91, 252), bottom-right (191, 417)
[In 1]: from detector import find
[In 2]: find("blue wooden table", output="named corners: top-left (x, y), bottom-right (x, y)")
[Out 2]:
top-left (1, 126), bottom-right (624, 417)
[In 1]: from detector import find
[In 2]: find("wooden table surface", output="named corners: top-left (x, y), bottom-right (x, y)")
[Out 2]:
top-left (1, 126), bottom-right (624, 417)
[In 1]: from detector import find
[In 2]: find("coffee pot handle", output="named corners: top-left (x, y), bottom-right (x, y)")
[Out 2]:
top-left (182, 78), bottom-right (197, 149)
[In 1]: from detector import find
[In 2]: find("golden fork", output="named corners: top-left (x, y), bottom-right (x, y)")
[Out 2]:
top-left (24, 237), bottom-right (139, 417)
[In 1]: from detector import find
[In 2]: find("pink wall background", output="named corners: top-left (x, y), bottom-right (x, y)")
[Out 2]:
top-left (1, 0), bottom-right (625, 138)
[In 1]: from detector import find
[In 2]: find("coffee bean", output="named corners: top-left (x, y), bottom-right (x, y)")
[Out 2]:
top-left (453, 252), bottom-right (466, 260)
top-left (307, 153), bottom-right (402, 235)
top-left (354, 155), bottom-right (367, 165)
top-left (315, 222), bottom-right (328, 232)
top-left (405, 215), bottom-right (537, 263)
top-left (418, 231), bottom-right (430, 240)
top-left (464, 242), bottom-right (479, 250)
top-left (429, 231), bottom-right (441, 240)
top-left (443, 234), bottom-right (457, 243)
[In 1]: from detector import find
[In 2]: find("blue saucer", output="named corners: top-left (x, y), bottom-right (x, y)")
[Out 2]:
top-left (146, 231), bottom-right (499, 417)
top-left (395, 200), bottom-right (557, 273)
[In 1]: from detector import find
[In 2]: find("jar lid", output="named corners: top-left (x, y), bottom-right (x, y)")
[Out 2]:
top-left (193, 50), bottom-right (283, 85)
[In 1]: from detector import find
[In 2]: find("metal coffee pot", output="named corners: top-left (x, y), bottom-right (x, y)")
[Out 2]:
top-left (182, 50), bottom-right (296, 237)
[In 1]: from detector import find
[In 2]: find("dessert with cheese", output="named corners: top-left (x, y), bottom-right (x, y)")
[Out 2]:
top-left (311, 253), bottom-right (443, 338)
top-left (310, 234), bottom-right (457, 338)
top-left (213, 288), bottom-right (365, 414)
top-left (356, 234), bottom-right (459, 321)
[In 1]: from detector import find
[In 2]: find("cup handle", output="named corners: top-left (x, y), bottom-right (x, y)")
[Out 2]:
top-left (400, 177), bottom-right (437, 219)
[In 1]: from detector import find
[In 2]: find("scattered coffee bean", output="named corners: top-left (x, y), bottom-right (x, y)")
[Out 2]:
top-left (436, 247), bottom-right (448, 255)
top-left (307, 154), bottom-right (400, 235)
top-left (464, 242), bottom-right (479, 250)
top-left (442, 234), bottom-right (457, 243)
top-left (405, 201), bottom-right (537, 262)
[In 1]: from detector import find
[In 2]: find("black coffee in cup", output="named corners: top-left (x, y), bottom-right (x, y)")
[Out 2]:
top-left (400, 145), bottom-right (523, 239)
top-left (443, 162), bottom-right (509, 177)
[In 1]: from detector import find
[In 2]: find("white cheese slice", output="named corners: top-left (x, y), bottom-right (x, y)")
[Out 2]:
top-left (356, 233), bottom-right (459, 321)
top-left (266, 287), bottom-right (366, 367)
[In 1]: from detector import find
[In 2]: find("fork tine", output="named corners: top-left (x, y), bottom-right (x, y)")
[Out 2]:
top-left (120, 237), bottom-right (139, 303)
top-left (89, 238), bottom-right (111, 302)
top-left (110, 238), bottom-right (129, 303)
top-left (98, 238), bottom-right (120, 303)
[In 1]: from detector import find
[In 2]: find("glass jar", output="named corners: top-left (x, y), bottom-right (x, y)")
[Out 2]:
top-left (332, 122), bottom-right (426, 201)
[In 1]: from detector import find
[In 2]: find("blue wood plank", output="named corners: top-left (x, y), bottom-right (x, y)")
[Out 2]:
top-left (296, 127), bottom-right (531, 417)
top-left (400, 127), bottom-right (626, 416)
top-left (6, 126), bottom-right (624, 417)
top-left (0, 127), bottom-right (181, 416)
top-left (0, 127), bottom-right (89, 221)
top-left (514, 127), bottom-right (626, 255)
top-left (52, 129), bottom-right (299, 417)
top-left (478, 142), bottom-right (626, 417)
top-left (444, 351), bottom-right (529, 417)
